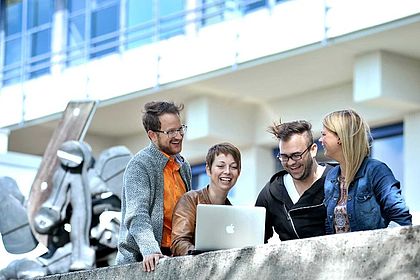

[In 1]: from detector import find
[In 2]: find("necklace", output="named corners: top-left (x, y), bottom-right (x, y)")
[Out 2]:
top-left (337, 175), bottom-right (346, 183)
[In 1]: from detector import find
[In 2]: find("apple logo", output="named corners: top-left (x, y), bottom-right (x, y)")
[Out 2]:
top-left (225, 224), bottom-right (235, 234)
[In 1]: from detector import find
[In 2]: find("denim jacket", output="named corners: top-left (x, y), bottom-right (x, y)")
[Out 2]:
top-left (324, 157), bottom-right (412, 234)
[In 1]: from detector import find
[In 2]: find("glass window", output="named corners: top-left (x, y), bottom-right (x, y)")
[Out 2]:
top-left (90, 2), bottom-right (120, 58)
top-left (125, 0), bottom-right (153, 48)
top-left (3, 39), bottom-right (22, 85)
top-left (201, 0), bottom-right (225, 26)
top-left (242, 0), bottom-right (267, 13)
top-left (159, 0), bottom-right (185, 40)
top-left (2, 0), bottom-right (53, 84)
top-left (68, 0), bottom-right (86, 13)
top-left (192, 163), bottom-right (209, 190)
top-left (27, 0), bottom-right (54, 28)
top-left (125, 0), bottom-right (185, 47)
top-left (3, 0), bottom-right (23, 85)
top-left (29, 29), bottom-right (51, 78)
top-left (67, 14), bottom-right (87, 66)
top-left (4, 39), bottom-right (21, 66)
top-left (5, 0), bottom-right (22, 35)
top-left (27, 0), bottom-right (53, 79)
top-left (66, 0), bottom-right (120, 63)
top-left (371, 123), bottom-right (404, 186)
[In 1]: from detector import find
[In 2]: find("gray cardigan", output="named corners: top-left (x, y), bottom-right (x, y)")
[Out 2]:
top-left (116, 142), bottom-right (192, 264)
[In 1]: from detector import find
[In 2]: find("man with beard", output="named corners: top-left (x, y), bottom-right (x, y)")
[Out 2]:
top-left (116, 101), bottom-right (192, 272)
top-left (255, 120), bottom-right (333, 242)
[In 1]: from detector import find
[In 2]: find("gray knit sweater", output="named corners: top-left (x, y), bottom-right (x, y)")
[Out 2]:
top-left (116, 142), bottom-right (192, 264)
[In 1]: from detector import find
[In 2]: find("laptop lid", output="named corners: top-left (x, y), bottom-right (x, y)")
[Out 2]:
top-left (195, 204), bottom-right (266, 251)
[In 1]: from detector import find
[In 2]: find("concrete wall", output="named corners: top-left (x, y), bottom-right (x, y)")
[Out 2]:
top-left (42, 225), bottom-right (420, 280)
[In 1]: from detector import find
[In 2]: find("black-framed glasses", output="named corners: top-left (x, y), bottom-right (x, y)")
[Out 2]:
top-left (277, 143), bottom-right (313, 163)
top-left (152, 124), bottom-right (187, 138)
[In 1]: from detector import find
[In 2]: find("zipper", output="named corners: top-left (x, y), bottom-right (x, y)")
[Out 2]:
top-left (283, 204), bottom-right (299, 239)
top-left (284, 202), bottom-right (324, 239)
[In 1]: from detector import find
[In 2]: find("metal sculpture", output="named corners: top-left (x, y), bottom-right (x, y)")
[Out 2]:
top-left (0, 141), bottom-right (132, 279)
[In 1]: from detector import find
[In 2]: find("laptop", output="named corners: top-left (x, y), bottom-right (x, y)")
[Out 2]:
top-left (194, 204), bottom-right (266, 252)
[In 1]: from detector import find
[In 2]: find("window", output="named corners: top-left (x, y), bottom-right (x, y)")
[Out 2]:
top-left (371, 123), bottom-right (404, 186)
top-left (2, 0), bottom-right (53, 84)
top-left (201, 0), bottom-right (225, 26)
top-left (158, 0), bottom-right (185, 40)
top-left (192, 163), bottom-right (209, 190)
top-left (26, 0), bottom-right (53, 78)
top-left (125, 0), bottom-right (185, 48)
top-left (241, 0), bottom-right (267, 13)
top-left (66, 0), bottom-right (120, 64)
top-left (125, 0), bottom-right (154, 49)
top-left (90, 1), bottom-right (120, 58)
top-left (67, 0), bottom-right (87, 66)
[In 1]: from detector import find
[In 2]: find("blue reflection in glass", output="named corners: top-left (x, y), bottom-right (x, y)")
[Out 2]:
top-left (5, 1), bottom-right (22, 35)
top-left (27, 0), bottom-right (54, 28)
top-left (91, 4), bottom-right (119, 58)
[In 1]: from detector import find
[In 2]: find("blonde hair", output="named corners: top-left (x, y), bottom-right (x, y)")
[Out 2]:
top-left (323, 109), bottom-right (371, 188)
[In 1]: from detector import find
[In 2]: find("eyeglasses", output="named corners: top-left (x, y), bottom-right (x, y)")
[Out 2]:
top-left (152, 125), bottom-right (187, 138)
top-left (277, 143), bottom-right (313, 163)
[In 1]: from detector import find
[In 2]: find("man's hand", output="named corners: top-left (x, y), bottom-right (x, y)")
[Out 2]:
top-left (142, 253), bottom-right (165, 272)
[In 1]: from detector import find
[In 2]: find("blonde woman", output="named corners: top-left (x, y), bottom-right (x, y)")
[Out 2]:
top-left (320, 109), bottom-right (411, 234)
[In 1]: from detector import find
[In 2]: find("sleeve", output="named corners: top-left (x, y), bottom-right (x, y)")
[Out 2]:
top-left (372, 162), bottom-right (412, 226)
top-left (122, 156), bottom-right (162, 256)
top-left (171, 194), bottom-right (197, 256)
top-left (255, 184), bottom-right (274, 243)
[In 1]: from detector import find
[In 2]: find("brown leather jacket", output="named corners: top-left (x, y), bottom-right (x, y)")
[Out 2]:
top-left (171, 186), bottom-right (230, 256)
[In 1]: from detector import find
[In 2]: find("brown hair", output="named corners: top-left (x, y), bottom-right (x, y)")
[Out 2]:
top-left (206, 142), bottom-right (241, 170)
top-left (268, 120), bottom-right (314, 145)
top-left (142, 101), bottom-right (184, 132)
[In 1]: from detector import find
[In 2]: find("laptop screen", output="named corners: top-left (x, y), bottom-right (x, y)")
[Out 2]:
top-left (195, 204), bottom-right (266, 251)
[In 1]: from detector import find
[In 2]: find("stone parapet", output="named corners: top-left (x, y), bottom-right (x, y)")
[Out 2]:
top-left (41, 225), bottom-right (420, 280)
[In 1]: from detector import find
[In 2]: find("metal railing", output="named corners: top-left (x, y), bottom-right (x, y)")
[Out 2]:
top-left (0, 0), bottom-right (285, 87)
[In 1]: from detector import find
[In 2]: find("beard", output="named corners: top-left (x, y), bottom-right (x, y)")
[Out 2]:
top-left (290, 157), bottom-right (314, 181)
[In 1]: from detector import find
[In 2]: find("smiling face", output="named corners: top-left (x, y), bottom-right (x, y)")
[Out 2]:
top-left (320, 126), bottom-right (342, 162)
top-left (149, 113), bottom-right (183, 156)
top-left (206, 153), bottom-right (240, 193)
top-left (279, 133), bottom-right (316, 181)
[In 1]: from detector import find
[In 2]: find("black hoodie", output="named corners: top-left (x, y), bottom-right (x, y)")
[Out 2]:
top-left (255, 163), bottom-right (334, 242)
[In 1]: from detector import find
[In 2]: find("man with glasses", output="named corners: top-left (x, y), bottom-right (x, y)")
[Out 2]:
top-left (255, 120), bottom-right (334, 242)
top-left (116, 101), bottom-right (192, 272)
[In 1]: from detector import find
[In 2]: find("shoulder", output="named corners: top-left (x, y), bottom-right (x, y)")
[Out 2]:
top-left (258, 170), bottom-right (286, 196)
top-left (359, 157), bottom-right (392, 176)
top-left (268, 169), bottom-right (288, 185)
top-left (183, 189), bottom-right (202, 200)
top-left (176, 189), bottom-right (203, 209)
top-left (256, 171), bottom-right (288, 204)
top-left (324, 163), bottom-right (339, 178)
top-left (365, 157), bottom-right (387, 168)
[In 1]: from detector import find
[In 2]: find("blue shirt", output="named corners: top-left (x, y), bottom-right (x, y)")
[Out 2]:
top-left (324, 157), bottom-right (412, 234)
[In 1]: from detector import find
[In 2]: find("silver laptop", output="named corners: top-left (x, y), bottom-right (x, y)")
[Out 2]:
top-left (195, 204), bottom-right (266, 251)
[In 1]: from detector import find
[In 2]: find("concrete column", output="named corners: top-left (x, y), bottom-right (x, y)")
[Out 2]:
top-left (231, 145), bottom-right (275, 205)
top-left (354, 51), bottom-right (420, 109)
top-left (185, 96), bottom-right (256, 147)
top-left (404, 111), bottom-right (420, 225)
top-left (185, 0), bottom-right (197, 36)
top-left (51, 0), bottom-right (67, 75)
top-left (0, 129), bottom-right (10, 154)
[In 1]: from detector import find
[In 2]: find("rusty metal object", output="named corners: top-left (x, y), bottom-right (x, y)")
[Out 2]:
top-left (27, 100), bottom-right (98, 246)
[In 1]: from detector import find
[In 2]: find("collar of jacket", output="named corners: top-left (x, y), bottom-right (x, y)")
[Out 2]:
top-left (268, 163), bottom-right (334, 203)
top-left (328, 157), bottom-right (368, 184)
top-left (203, 185), bottom-right (232, 205)
top-left (147, 141), bottom-right (187, 167)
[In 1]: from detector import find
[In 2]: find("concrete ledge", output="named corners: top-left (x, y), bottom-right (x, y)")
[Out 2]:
top-left (41, 225), bottom-right (420, 280)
